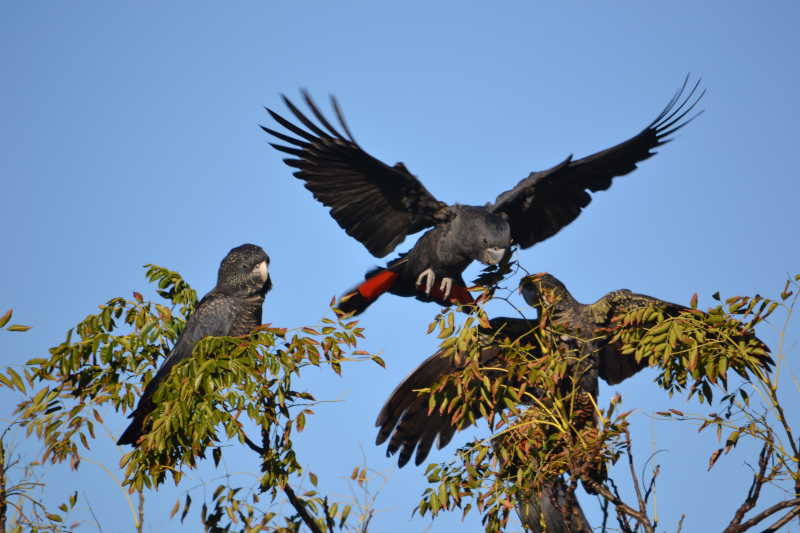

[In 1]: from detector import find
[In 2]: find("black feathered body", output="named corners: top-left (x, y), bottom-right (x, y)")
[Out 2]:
top-left (117, 244), bottom-right (271, 446)
top-left (388, 205), bottom-right (510, 295)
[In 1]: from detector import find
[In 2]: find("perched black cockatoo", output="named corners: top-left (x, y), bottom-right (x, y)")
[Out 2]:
top-left (377, 273), bottom-right (772, 464)
top-left (263, 79), bottom-right (703, 314)
top-left (117, 244), bottom-right (271, 446)
top-left (376, 273), bottom-right (771, 532)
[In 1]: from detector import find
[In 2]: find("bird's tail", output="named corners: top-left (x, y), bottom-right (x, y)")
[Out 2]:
top-left (117, 411), bottom-right (148, 446)
top-left (117, 394), bottom-right (157, 446)
top-left (517, 477), bottom-right (593, 533)
top-left (337, 266), bottom-right (476, 315)
top-left (337, 267), bottom-right (401, 316)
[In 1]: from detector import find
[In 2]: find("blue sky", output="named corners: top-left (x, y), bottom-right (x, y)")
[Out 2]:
top-left (2, 2), bottom-right (799, 532)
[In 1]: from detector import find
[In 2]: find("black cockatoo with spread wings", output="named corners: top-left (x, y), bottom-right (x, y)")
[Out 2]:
top-left (263, 79), bottom-right (703, 315)
top-left (376, 273), bottom-right (771, 532)
top-left (376, 273), bottom-right (691, 468)
top-left (117, 244), bottom-right (272, 446)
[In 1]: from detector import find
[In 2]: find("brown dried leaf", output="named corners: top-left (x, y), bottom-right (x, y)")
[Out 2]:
top-left (708, 448), bottom-right (723, 471)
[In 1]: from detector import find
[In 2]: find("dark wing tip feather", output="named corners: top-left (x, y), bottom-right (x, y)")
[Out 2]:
top-left (260, 125), bottom-right (309, 147)
top-left (264, 91), bottom-right (443, 259)
top-left (653, 77), bottom-right (705, 141)
top-left (331, 95), bottom-right (358, 143)
top-left (302, 90), bottom-right (349, 141)
top-left (267, 108), bottom-right (319, 143)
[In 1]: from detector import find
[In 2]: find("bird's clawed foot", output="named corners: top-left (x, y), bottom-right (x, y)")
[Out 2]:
top-left (416, 269), bottom-right (454, 300)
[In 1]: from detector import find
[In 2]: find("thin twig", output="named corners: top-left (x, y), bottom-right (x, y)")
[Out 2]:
top-left (761, 504), bottom-right (800, 533)
top-left (243, 432), bottom-right (323, 533)
top-left (675, 514), bottom-right (685, 533)
top-left (137, 490), bottom-right (144, 533)
top-left (323, 496), bottom-right (335, 533)
top-left (83, 491), bottom-right (104, 533)
top-left (0, 439), bottom-right (7, 533)
top-left (599, 488), bottom-right (611, 533)
top-left (284, 484), bottom-right (324, 533)
top-left (623, 428), bottom-right (655, 533)
top-left (723, 443), bottom-right (771, 533)
top-left (734, 498), bottom-right (800, 532)
top-left (362, 508), bottom-right (374, 533)
top-left (581, 477), bottom-right (649, 530)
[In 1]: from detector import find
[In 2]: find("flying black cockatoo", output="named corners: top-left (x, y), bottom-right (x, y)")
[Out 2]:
top-left (262, 79), bottom-right (703, 315)
top-left (375, 273), bottom-right (772, 532)
top-left (117, 244), bottom-right (272, 446)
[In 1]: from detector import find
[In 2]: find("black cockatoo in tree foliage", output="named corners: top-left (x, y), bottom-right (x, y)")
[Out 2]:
top-left (376, 273), bottom-right (772, 532)
top-left (263, 78), bottom-right (703, 315)
top-left (117, 244), bottom-right (272, 446)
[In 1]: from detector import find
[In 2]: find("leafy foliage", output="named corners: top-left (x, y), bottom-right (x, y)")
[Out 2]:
top-left (1, 312), bottom-right (80, 533)
top-left (413, 273), bottom-right (788, 533)
top-left (3, 261), bottom-right (799, 532)
top-left (10, 265), bottom-right (383, 532)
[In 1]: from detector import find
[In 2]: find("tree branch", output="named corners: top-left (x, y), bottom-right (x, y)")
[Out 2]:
top-left (734, 498), bottom-right (800, 532)
top-left (0, 439), bottom-right (6, 533)
top-left (581, 477), bottom-right (651, 530)
top-left (243, 435), bottom-right (264, 454)
top-left (761, 505), bottom-right (800, 533)
top-left (724, 443), bottom-right (771, 533)
top-left (284, 484), bottom-right (325, 533)
top-left (323, 496), bottom-right (335, 533)
top-left (623, 428), bottom-right (653, 533)
top-left (244, 431), bottom-right (324, 533)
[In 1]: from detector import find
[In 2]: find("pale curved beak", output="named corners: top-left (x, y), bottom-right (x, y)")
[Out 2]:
top-left (485, 247), bottom-right (506, 265)
top-left (254, 261), bottom-right (269, 282)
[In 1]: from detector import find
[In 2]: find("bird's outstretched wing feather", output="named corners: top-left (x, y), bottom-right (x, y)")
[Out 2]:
top-left (375, 317), bottom-right (534, 467)
top-left (264, 92), bottom-right (450, 258)
top-left (590, 290), bottom-right (684, 385)
top-left (490, 77), bottom-right (704, 249)
top-left (594, 290), bottom-right (773, 385)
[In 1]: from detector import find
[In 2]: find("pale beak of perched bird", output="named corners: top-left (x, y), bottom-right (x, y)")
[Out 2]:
top-left (486, 247), bottom-right (505, 265)
top-left (520, 282), bottom-right (537, 307)
top-left (254, 261), bottom-right (269, 282)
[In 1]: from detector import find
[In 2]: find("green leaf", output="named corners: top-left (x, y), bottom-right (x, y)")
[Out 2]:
top-left (0, 309), bottom-right (11, 328)
top-left (7, 324), bottom-right (32, 332)
top-left (340, 504), bottom-right (351, 527)
top-left (7, 368), bottom-right (25, 392)
top-left (140, 320), bottom-right (158, 338)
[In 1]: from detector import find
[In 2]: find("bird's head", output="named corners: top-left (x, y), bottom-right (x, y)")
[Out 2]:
top-left (520, 273), bottom-right (568, 310)
top-left (455, 207), bottom-right (511, 265)
top-left (217, 244), bottom-right (272, 294)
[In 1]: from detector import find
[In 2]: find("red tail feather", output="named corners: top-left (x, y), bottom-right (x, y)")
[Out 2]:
top-left (360, 270), bottom-right (399, 299)
top-left (338, 269), bottom-right (400, 315)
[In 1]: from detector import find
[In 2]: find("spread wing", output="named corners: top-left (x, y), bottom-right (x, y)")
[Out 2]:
top-left (263, 91), bottom-right (451, 258)
top-left (594, 290), bottom-right (773, 385)
top-left (591, 290), bottom-right (686, 385)
top-left (490, 77), bottom-right (704, 249)
top-left (375, 317), bottom-right (535, 467)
